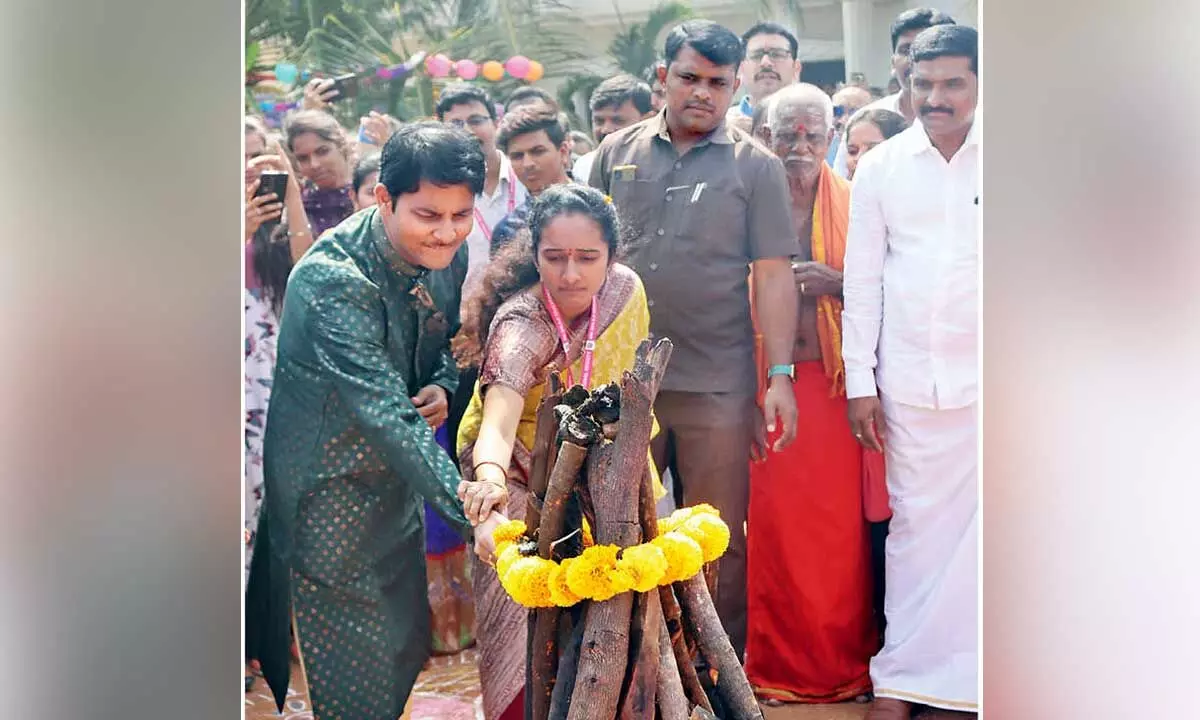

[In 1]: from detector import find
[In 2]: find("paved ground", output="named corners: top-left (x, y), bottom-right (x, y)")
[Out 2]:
top-left (245, 647), bottom-right (975, 720)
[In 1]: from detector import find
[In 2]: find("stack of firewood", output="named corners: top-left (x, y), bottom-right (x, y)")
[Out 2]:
top-left (518, 338), bottom-right (764, 720)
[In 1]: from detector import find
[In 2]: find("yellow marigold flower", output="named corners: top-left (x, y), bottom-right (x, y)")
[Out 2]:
top-left (566, 545), bottom-right (634, 601)
top-left (659, 503), bottom-right (721, 534)
top-left (616, 543), bottom-right (669, 592)
top-left (653, 532), bottom-right (704, 583)
top-left (502, 556), bottom-right (556, 608)
top-left (581, 519), bottom-right (594, 547)
top-left (548, 558), bottom-right (583, 607)
top-left (678, 514), bottom-right (730, 563)
top-left (493, 519), bottom-right (528, 546)
top-left (496, 541), bottom-right (522, 578)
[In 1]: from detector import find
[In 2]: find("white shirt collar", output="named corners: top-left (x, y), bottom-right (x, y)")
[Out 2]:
top-left (482, 150), bottom-right (517, 202)
top-left (905, 110), bottom-right (981, 157)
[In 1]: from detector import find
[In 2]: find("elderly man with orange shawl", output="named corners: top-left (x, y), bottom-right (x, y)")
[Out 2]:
top-left (744, 84), bottom-right (887, 705)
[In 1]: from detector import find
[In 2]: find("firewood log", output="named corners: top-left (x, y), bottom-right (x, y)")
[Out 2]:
top-left (655, 600), bottom-right (690, 720)
top-left (659, 585), bottom-right (711, 713)
top-left (618, 462), bottom-right (668, 718)
top-left (566, 340), bottom-right (673, 720)
top-left (529, 442), bottom-right (590, 720)
top-left (675, 574), bottom-right (763, 720)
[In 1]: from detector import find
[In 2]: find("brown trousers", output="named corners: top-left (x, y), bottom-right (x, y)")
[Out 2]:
top-left (651, 390), bottom-right (756, 659)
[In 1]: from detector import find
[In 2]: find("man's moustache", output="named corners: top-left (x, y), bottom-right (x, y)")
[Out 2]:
top-left (920, 106), bottom-right (954, 115)
top-left (756, 72), bottom-right (780, 80)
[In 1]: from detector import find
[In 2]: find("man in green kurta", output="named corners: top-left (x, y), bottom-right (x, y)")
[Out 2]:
top-left (247, 122), bottom-right (506, 718)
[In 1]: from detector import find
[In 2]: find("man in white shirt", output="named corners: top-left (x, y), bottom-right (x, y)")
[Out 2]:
top-left (841, 25), bottom-right (979, 720)
top-left (833, 8), bottom-right (956, 178)
top-left (571, 74), bottom-right (656, 183)
top-left (435, 83), bottom-right (530, 305)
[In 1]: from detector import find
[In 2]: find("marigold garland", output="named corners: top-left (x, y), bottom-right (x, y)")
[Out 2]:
top-left (490, 505), bottom-right (729, 608)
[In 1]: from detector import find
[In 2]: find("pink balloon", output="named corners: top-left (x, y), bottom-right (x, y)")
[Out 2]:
top-left (454, 59), bottom-right (479, 80)
top-left (505, 55), bottom-right (531, 80)
top-left (425, 53), bottom-right (452, 78)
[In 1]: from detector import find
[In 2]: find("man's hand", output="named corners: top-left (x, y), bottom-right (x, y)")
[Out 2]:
top-left (750, 409), bottom-right (769, 462)
top-left (474, 511), bottom-right (510, 565)
top-left (411, 385), bottom-right (448, 429)
top-left (847, 396), bottom-right (885, 452)
top-left (762, 376), bottom-right (797, 452)
top-left (303, 78), bottom-right (339, 110)
top-left (460, 480), bottom-right (509, 527)
top-left (792, 261), bottom-right (843, 298)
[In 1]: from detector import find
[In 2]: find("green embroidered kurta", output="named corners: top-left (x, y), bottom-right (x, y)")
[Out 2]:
top-left (251, 207), bottom-right (472, 719)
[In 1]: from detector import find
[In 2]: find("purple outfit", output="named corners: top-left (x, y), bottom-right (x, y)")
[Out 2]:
top-left (301, 183), bottom-right (356, 239)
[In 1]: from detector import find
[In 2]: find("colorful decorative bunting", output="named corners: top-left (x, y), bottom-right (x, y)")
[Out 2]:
top-left (504, 55), bottom-right (531, 79)
top-left (250, 51), bottom-right (544, 123)
top-left (481, 60), bottom-right (506, 82)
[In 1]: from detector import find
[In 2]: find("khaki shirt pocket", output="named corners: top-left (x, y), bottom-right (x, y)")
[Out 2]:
top-left (610, 175), bottom-right (666, 249)
top-left (677, 181), bottom-right (747, 259)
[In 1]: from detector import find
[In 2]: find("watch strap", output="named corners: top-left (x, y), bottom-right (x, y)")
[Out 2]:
top-left (768, 363), bottom-right (794, 379)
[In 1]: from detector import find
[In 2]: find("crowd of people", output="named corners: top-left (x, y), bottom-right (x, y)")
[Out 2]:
top-left (244, 8), bottom-right (979, 720)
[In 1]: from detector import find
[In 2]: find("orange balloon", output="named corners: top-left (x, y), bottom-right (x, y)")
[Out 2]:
top-left (481, 60), bottom-right (505, 82)
top-left (525, 60), bottom-right (544, 82)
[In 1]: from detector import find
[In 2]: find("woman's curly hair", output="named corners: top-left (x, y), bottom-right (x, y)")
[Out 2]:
top-left (453, 184), bottom-right (620, 368)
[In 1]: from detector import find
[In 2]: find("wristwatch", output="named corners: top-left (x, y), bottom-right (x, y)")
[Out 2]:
top-left (768, 364), bottom-right (795, 381)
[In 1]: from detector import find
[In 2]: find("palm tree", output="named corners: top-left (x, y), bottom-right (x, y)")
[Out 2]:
top-left (558, 0), bottom-right (693, 133)
top-left (246, 0), bottom-right (587, 120)
top-left (607, 1), bottom-right (693, 77)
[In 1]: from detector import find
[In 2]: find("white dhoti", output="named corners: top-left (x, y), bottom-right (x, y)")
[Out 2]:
top-left (871, 395), bottom-right (978, 712)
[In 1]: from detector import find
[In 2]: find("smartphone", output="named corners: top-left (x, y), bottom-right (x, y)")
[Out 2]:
top-left (255, 171), bottom-right (288, 234)
top-left (330, 72), bottom-right (359, 101)
top-left (256, 170), bottom-right (288, 202)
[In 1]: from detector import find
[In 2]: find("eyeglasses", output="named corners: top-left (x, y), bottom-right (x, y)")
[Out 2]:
top-left (747, 48), bottom-right (793, 62)
top-left (447, 115), bottom-right (491, 128)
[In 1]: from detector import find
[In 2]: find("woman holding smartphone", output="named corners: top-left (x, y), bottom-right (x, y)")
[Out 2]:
top-left (244, 127), bottom-right (313, 692)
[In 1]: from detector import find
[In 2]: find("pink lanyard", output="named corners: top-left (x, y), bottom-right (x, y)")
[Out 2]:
top-left (473, 166), bottom-right (518, 242)
top-left (542, 285), bottom-right (599, 389)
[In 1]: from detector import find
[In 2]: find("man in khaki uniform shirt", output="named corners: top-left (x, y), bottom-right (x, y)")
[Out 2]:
top-left (589, 19), bottom-right (799, 658)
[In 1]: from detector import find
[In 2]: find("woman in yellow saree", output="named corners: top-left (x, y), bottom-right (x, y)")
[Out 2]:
top-left (453, 184), bottom-right (663, 720)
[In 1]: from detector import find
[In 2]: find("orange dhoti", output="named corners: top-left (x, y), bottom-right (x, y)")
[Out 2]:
top-left (744, 360), bottom-right (879, 703)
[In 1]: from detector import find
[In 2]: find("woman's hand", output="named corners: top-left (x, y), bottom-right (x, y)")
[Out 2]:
top-left (245, 178), bottom-right (283, 241)
top-left (474, 511), bottom-right (510, 566)
top-left (358, 111), bottom-right (396, 146)
top-left (303, 78), bottom-right (339, 110)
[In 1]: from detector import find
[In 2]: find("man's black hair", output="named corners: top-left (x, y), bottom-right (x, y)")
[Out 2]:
top-left (910, 24), bottom-right (977, 75)
top-left (378, 121), bottom-right (486, 208)
top-left (589, 73), bottom-right (653, 115)
top-left (435, 83), bottom-right (496, 121)
top-left (664, 19), bottom-right (745, 68)
top-left (889, 8), bottom-right (956, 51)
top-left (741, 21), bottom-right (799, 59)
top-left (496, 108), bottom-right (568, 153)
top-left (504, 85), bottom-right (559, 112)
top-left (643, 61), bottom-right (663, 86)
